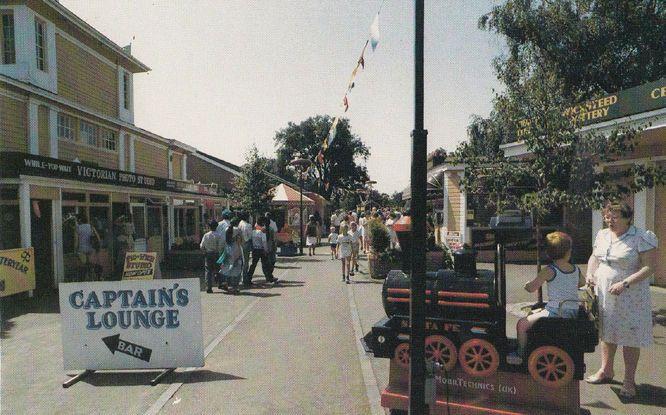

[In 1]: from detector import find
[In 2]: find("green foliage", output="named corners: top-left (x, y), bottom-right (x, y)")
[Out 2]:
top-left (453, 0), bottom-right (666, 219)
top-left (273, 115), bottom-right (370, 202)
top-left (232, 146), bottom-right (275, 217)
top-left (368, 218), bottom-right (390, 253)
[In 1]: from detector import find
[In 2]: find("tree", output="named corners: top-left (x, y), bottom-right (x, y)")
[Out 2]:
top-left (455, 0), bottom-right (666, 216)
top-left (232, 146), bottom-right (275, 216)
top-left (453, 0), bottom-right (666, 290)
top-left (273, 115), bottom-right (370, 201)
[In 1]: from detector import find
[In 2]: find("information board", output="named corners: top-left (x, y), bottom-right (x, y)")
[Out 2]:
top-left (59, 279), bottom-right (204, 370)
top-left (0, 247), bottom-right (36, 297)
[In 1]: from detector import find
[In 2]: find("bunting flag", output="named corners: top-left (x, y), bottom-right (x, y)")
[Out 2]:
top-left (317, 3), bottom-right (383, 171)
top-left (370, 13), bottom-right (380, 51)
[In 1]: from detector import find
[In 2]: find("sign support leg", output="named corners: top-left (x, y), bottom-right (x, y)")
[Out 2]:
top-left (151, 368), bottom-right (176, 386)
top-left (62, 369), bottom-right (95, 388)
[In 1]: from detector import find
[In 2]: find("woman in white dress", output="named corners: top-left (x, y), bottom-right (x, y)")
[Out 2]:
top-left (585, 202), bottom-right (658, 400)
top-left (337, 224), bottom-right (352, 283)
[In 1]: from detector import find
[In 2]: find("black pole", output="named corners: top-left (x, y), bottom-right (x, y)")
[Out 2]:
top-left (409, 0), bottom-right (427, 413)
top-left (299, 173), bottom-right (304, 255)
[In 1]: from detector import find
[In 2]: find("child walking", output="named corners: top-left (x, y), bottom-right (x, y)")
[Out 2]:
top-left (328, 226), bottom-right (339, 259)
top-left (337, 224), bottom-right (352, 283)
top-left (515, 231), bottom-right (584, 357)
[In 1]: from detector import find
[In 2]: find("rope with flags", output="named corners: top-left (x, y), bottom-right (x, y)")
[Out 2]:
top-left (316, 2), bottom-right (383, 176)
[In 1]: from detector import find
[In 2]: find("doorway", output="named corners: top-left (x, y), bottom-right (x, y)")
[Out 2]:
top-left (30, 199), bottom-right (52, 293)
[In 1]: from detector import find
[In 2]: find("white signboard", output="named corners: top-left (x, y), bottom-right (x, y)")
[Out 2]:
top-left (59, 279), bottom-right (204, 370)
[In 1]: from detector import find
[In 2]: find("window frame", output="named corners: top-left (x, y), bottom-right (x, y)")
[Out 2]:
top-left (34, 17), bottom-right (47, 72)
top-left (57, 112), bottom-right (75, 141)
top-left (1, 12), bottom-right (16, 65)
top-left (122, 71), bottom-right (131, 110)
top-left (100, 129), bottom-right (117, 151)
top-left (79, 120), bottom-right (98, 147)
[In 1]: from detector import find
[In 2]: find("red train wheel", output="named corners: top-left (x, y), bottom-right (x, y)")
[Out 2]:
top-left (425, 335), bottom-right (457, 372)
top-left (528, 346), bottom-right (574, 388)
top-left (458, 338), bottom-right (499, 377)
top-left (394, 343), bottom-right (410, 368)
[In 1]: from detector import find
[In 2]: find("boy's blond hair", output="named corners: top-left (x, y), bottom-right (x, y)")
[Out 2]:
top-left (545, 231), bottom-right (572, 260)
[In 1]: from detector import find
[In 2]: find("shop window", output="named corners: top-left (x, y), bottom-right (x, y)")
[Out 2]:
top-left (131, 205), bottom-right (146, 240)
top-left (89, 206), bottom-right (110, 249)
top-left (90, 194), bottom-right (109, 204)
top-left (147, 207), bottom-right (161, 238)
top-left (80, 121), bottom-right (98, 147)
top-left (57, 113), bottom-right (75, 141)
top-left (34, 18), bottom-right (47, 72)
top-left (0, 205), bottom-right (20, 250)
top-left (101, 129), bottom-right (116, 151)
top-left (62, 206), bottom-right (79, 254)
top-left (63, 192), bottom-right (85, 202)
top-left (1, 12), bottom-right (16, 65)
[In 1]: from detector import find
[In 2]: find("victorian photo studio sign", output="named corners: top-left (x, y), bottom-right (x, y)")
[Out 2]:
top-left (59, 279), bottom-right (204, 370)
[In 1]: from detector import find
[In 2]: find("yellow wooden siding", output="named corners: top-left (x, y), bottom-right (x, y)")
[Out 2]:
top-left (38, 106), bottom-right (50, 156)
top-left (135, 140), bottom-right (167, 177)
top-left (56, 35), bottom-right (118, 117)
top-left (446, 174), bottom-right (462, 231)
top-left (0, 95), bottom-right (27, 152)
top-left (654, 161), bottom-right (666, 287)
top-left (172, 153), bottom-right (183, 180)
top-left (59, 140), bottom-right (118, 170)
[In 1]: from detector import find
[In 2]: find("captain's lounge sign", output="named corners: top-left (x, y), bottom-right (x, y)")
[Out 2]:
top-left (0, 152), bottom-right (217, 196)
top-left (517, 77), bottom-right (666, 138)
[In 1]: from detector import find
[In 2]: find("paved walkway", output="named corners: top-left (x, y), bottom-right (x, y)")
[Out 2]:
top-left (1, 254), bottom-right (664, 414)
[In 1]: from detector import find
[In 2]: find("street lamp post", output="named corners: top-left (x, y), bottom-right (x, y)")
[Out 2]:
top-left (290, 156), bottom-right (311, 256)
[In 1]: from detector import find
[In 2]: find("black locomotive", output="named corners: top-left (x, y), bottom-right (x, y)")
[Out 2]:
top-left (362, 215), bottom-right (599, 388)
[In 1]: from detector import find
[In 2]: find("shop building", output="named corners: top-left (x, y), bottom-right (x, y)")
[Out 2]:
top-left (0, 0), bottom-right (229, 291)
top-left (443, 78), bottom-right (666, 285)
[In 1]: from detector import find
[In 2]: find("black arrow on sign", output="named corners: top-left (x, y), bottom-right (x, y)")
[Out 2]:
top-left (102, 334), bottom-right (152, 362)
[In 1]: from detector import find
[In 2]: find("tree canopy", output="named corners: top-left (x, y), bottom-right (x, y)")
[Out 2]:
top-left (453, 0), bottom-right (666, 218)
top-left (273, 115), bottom-right (370, 203)
top-left (232, 146), bottom-right (275, 216)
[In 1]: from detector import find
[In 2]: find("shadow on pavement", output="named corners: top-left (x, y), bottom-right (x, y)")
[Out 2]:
top-left (74, 370), bottom-right (244, 387)
top-left (351, 280), bottom-right (384, 285)
top-left (273, 265), bottom-right (302, 269)
top-left (582, 400), bottom-right (616, 411)
top-left (0, 290), bottom-right (60, 324)
top-left (611, 384), bottom-right (666, 407)
top-left (652, 309), bottom-right (666, 327)
top-left (277, 257), bottom-right (324, 263)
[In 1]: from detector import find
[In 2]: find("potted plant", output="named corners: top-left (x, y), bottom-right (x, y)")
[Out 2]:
top-left (367, 219), bottom-right (393, 279)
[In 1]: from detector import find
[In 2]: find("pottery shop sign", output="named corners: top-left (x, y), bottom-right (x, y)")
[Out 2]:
top-left (122, 252), bottom-right (157, 280)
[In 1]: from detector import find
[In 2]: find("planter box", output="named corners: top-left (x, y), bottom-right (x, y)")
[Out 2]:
top-left (278, 244), bottom-right (298, 257)
top-left (426, 251), bottom-right (445, 272)
top-left (368, 253), bottom-right (393, 279)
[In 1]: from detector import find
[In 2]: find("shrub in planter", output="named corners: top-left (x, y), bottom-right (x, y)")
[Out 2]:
top-left (368, 219), bottom-right (392, 279)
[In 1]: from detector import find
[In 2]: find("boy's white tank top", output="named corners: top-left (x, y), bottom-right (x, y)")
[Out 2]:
top-left (546, 264), bottom-right (580, 311)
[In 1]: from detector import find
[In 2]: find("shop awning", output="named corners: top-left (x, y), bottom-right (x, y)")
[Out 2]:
top-left (271, 184), bottom-right (315, 206)
top-left (402, 170), bottom-right (445, 201)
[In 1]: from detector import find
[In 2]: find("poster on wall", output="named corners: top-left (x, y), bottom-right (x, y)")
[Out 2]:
top-left (122, 252), bottom-right (157, 280)
top-left (58, 278), bottom-right (204, 370)
top-left (0, 247), bottom-right (36, 297)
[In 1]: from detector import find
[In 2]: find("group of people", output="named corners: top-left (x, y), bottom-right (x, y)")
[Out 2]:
top-left (516, 201), bottom-right (657, 401)
top-left (200, 211), bottom-right (279, 294)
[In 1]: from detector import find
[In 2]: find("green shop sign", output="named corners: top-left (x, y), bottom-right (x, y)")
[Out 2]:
top-left (517, 77), bottom-right (666, 139)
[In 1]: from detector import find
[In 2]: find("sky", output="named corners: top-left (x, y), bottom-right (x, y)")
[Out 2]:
top-left (60, 0), bottom-right (505, 193)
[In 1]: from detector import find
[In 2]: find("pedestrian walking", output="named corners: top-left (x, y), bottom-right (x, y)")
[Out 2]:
top-left (75, 213), bottom-right (101, 281)
top-left (265, 212), bottom-right (278, 279)
top-left (328, 226), bottom-right (339, 259)
top-left (349, 221), bottom-right (362, 275)
top-left (219, 226), bottom-right (244, 294)
top-left (246, 217), bottom-right (278, 285)
top-left (238, 211), bottom-right (253, 284)
top-left (337, 224), bottom-right (352, 283)
top-left (217, 210), bottom-right (232, 245)
top-left (306, 215), bottom-right (318, 256)
top-left (200, 220), bottom-right (223, 293)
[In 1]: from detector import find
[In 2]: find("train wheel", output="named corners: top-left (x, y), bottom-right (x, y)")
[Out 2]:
top-left (394, 343), bottom-right (410, 368)
top-left (458, 338), bottom-right (499, 377)
top-left (528, 346), bottom-right (574, 388)
top-left (425, 335), bottom-right (457, 371)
